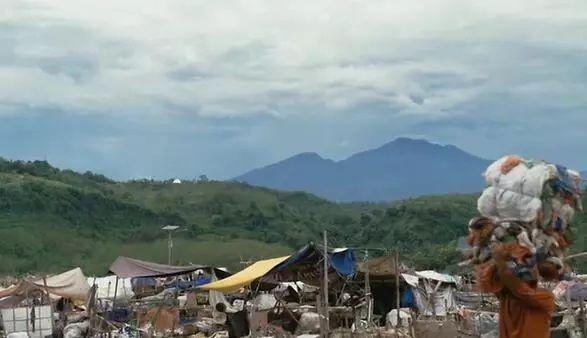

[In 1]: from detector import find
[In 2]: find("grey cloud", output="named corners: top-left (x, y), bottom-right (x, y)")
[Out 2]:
top-left (166, 66), bottom-right (210, 82)
top-left (37, 55), bottom-right (99, 82)
top-left (1, 0), bottom-right (587, 178)
top-left (409, 71), bottom-right (487, 92)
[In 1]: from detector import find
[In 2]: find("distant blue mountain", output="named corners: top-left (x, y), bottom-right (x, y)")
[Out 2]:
top-left (233, 138), bottom-right (493, 202)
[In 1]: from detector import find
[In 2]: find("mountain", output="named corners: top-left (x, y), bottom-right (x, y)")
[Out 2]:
top-left (234, 138), bottom-right (493, 202)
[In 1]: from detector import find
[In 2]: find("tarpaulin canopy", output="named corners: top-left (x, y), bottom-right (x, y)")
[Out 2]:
top-left (200, 256), bottom-right (290, 293)
top-left (0, 268), bottom-right (90, 306)
top-left (328, 248), bottom-right (356, 276)
top-left (415, 270), bottom-right (458, 284)
top-left (108, 256), bottom-right (222, 278)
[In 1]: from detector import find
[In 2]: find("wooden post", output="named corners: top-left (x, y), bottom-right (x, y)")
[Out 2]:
top-left (42, 276), bottom-right (54, 334)
top-left (365, 271), bottom-right (372, 325)
top-left (323, 230), bottom-right (329, 337)
top-left (317, 293), bottom-right (324, 338)
top-left (25, 285), bottom-right (30, 334)
top-left (579, 299), bottom-right (586, 338)
top-left (112, 276), bottom-right (119, 309)
top-left (395, 250), bottom-right (401, 327)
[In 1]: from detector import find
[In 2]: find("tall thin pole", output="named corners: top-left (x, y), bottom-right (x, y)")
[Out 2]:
top-left (365, 271), bottom-right (372, 325)
top-left (322, 230), bottom-right (329, 337)
top-left (395, 250), bottom-right (401, 327)
top-left (168, 231), bottom-right (173, 265)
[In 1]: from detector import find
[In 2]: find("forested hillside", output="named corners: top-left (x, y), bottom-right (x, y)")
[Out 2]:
top-left (0, 158), bottom-right (585, 275)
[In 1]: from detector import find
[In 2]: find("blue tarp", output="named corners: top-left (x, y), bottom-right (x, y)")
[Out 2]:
top-left (173, 276), bottom-right (213, 290)
top-left (401, 288), bottom-right (416, 308)
top-left (274, 244), bottom-right (355, 277)
top-left (554, 165), bottom-right (575, 194)
top-left (329, 249), bottom-right (356, 276)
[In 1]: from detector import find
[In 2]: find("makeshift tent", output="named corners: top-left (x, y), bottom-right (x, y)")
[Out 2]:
top-left (402, 271), bottom-right (458, 316)
top-left (0, 268), bottom-right (90, 308)
top-left (108, 256), bottom-right (227, 278)
top-left (267, 244), bottom-right (356, 285)
top-left (202, 244), bottom-right (356, 293)
top-left (201, 256), bottom-right (290, 293)
top-left (355, 254), bottom-right (406, 322)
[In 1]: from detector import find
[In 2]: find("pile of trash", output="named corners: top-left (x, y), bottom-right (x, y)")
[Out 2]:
top-left (464, 155), bottom-right (583, 280)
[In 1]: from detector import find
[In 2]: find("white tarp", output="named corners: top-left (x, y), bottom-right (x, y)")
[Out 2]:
top-left (251, 294), bottom-right (277, 311)
top-left (404, 270), bottom-right (459, 316)
top-left (413, 286), bottom-right (456, 316)
top-left (87, 276), bottom-right (134, 300)
top-left (0, 268), bottom-right (90, 303)
top-left (275, 282), bottom-right (319, 294)
top-left (415, 271), bottom-right (458, 284)
top-left (401, 274), bottom-right (419, 288)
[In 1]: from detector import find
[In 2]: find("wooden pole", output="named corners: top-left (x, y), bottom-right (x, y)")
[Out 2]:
top-left (168, 231), bottom-right (173, 265)
top-left (395, 250), bottom-right (401, 327)
top-left (365, 271), bottom-right (372, 325)
top-left (323, 230), bottom-right (329, 337)
top-left (112, 276), bottom-right (119, 309)
top-left (579, 299), bottom-right (586, 338)
top-left (42, 276), bottom-right (54, 334)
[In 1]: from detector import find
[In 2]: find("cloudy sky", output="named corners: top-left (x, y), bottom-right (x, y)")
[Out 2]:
top-left (1, 0), bottom-right (586, 179)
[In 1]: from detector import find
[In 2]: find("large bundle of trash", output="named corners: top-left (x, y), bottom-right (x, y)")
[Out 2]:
top-left (465, 155), bottom-right (583, 280)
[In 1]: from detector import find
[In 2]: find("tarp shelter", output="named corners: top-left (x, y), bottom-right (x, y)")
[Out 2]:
top-left (355, 255), bottom-right (406, 322)
top-left (401, 271), bottom-right (458, 316)
top-left (201, 244), bottom-right (356, 293)
top-left (108, 256), bottom-right (227, 278)
top-left (267, 244), bottom-right (356, 285)
top-left (201, 256), bottom-right (290, 293)
top-left (0, 268), bottom-right (90, 307)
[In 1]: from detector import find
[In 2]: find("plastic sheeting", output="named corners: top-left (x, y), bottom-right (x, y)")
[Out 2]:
top-left (478, 155), bottom-right (582, 222)
top-left (200, 256), bottom-right (290, 293)
top-left (401, 274), bottom-right (419, 288)
top-left (87, 276), bottom-right (134, 300)
top-left (401, 271), bottom-right (458, 287)
top-left (415, 271), bottom-right (459, 285)
top-left (275, 245), bottom-right (355, 277)
top-left (402, 271), bottom-right (458, 316)
top-left (0, 268), bottom-right (89, 303)
top-left (412, 287), bottom-right (456, 316)
top-left (329, 248), bottom-right (356, 276)
top-left (109, 256), bottom-right (214, 278)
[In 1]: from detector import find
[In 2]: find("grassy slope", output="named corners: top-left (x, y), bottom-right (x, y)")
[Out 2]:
top-left (0, 159), bottom-right (586, 275)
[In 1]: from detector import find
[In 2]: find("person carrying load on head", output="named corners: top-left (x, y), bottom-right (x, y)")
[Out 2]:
top-left (476, 243), bottom-right (557, 338)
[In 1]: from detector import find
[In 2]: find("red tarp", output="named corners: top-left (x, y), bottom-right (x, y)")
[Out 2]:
top-left (109, 256), bottom-right (220, 278)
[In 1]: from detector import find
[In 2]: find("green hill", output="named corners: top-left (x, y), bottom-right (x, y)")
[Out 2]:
top-left (0, 158), bottom-right (585, 275)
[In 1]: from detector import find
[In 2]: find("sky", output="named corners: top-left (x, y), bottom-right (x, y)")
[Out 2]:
top-left (1, 0), bottom-right (586, 180)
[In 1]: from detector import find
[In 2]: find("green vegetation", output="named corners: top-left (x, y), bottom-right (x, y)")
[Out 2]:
top-left (0, 158), bottom-right (585, 276)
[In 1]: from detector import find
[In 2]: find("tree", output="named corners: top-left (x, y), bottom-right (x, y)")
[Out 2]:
top-left (198, 175), bottom-right (209, 182)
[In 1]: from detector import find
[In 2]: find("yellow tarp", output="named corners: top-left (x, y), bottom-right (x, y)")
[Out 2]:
top-left (201, 256), bottom-right (290, 293)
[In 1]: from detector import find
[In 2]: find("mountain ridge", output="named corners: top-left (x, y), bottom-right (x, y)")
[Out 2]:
top-left (234, 137), bottom-right (493, 202)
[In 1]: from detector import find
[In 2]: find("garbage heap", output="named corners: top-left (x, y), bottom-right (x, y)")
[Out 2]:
top-left (465, 155), bottom-right (583, 281)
